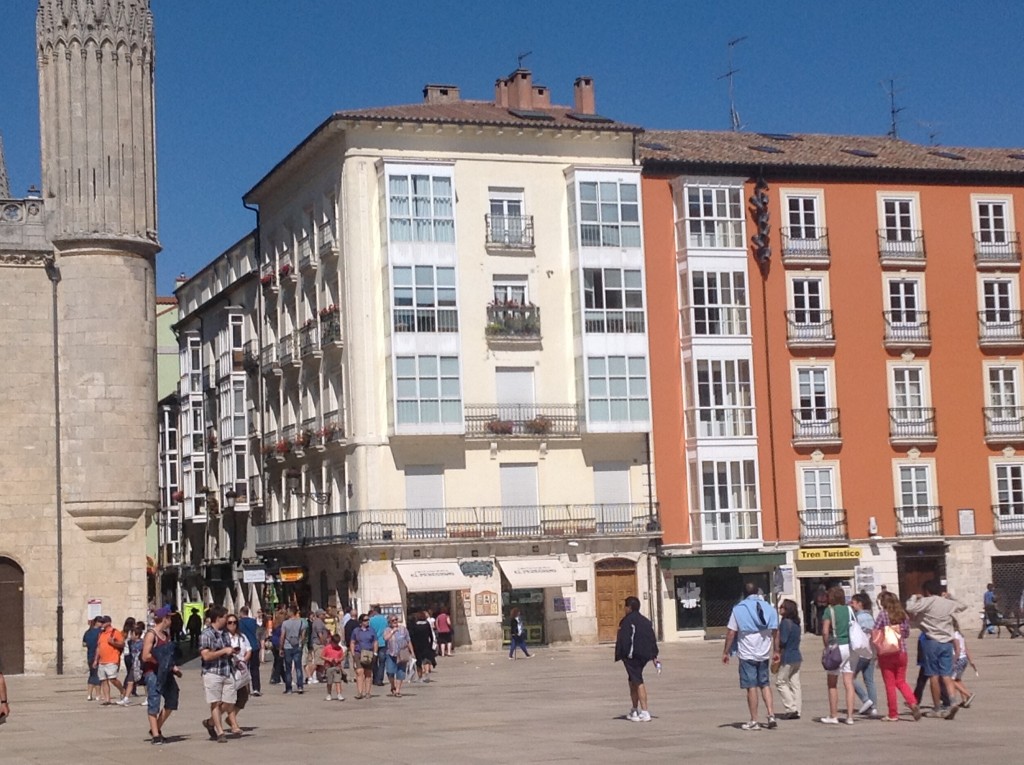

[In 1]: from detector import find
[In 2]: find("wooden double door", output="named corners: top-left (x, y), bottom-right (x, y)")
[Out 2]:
top-left (596, 559), bottom-right (638, 643)
top-left (0, 558), bottom-right (25, 674)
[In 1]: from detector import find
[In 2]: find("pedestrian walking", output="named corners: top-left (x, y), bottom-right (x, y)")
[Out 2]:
top-left (722, 582), bottom-right (779, 731)
top-left (199, 605), bottom-right (236, 743)
top-left (368, 606), bottom-right (388, 687)
top-left (820, 587), bottom-right (858, 724)
top-left (141, 606), bottom-right (181, 745)
top-left (411, 611), bottom-right (437, 681)
top-left (850, 593), bottom-right (879, 717)
top-left (436, 606), bottom-right (453, 656)
top-left (224, 614), bottom-right (251, 737)
top-left (906, 579), bottom-right (967, 719)
top-left (82, 618), bottom-right (101, 701)
top-left (279, 605), bottom-right (306, 695)
top-left (94, 616), bottom-right (126, 705)
top-left (384, 615), bottom-right (413, 697)
top-left (117, 621), bottom-right (145, 705)
top-left (950, 619), bottom-right (977, 707)
top-left (615, 596), bottom-right (658, 723)
top-left (350, 614), bottom-right (378, 700)
top-left (507, 607), bottom-right (532, 660)
top-left (872, 590), bottom-right (920, 722)
top-left (268, 607), bottom-right (285, 686)
top-left (774, 599), bottom-right (802, 720)
top-left (237, 606), bottom-right (262, 697)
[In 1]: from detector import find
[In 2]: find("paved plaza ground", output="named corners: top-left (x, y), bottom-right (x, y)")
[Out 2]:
top-left (2, 636), bottom-right (1022, 764)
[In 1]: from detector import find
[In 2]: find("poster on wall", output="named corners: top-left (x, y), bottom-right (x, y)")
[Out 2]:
top-left (475, 590), bottom-right (499, 616)
top-left (553, 597), bottom-right (574, 613)
top-left (457, 590), bottom-right (471, 624)
top-left (87, 598), bottom-right (102, 620)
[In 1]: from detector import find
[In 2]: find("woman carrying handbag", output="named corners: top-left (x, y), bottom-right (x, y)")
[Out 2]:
top-left (873, 591), bottom-right (921, 722)
top-left (820, 587), bottom-right (858, 724)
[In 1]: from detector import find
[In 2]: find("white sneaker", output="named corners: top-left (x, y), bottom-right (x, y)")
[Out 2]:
top-left (325, 695), bottom-right (333, 701)
top-left (336, 696), bottom-right (345, 701)
top-left (626, 709), bottom-right (640, 722)
top-left (820, 717), bottom-right (840, 724)
top-left (858, 699), bottom-right (874, 715)
top-left (637, 710), bottom-right (652, 722)
top-left (741, 721), bottom-right (760, 730)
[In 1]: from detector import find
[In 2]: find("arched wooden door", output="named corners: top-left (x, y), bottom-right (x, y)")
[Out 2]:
top-left (595, 558), bottom-right (637, 643)
top-left (0, 558), bottom-right (25, 673)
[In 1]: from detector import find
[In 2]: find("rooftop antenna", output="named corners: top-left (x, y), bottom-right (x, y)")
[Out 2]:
top-left (516, 51), bottom-right (532, 69)
top-left (917, 120), bottom-right (943, 146)
top-left (882, 78), bottom-right (905, 139)
top-left (718, 36), bottom-right (747, 132)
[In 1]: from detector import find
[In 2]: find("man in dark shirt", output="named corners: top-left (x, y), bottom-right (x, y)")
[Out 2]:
top-left (0, 652), bottom-right (9, 723)
top-left (237, 606), bottom-right (262, 696)
top-left (82, 618), bottom-right (101, 701)
top-left (614, 596), bottom-right (659, 723)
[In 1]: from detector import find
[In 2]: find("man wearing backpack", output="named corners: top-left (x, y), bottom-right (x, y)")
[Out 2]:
top-left (722, 583), bottom-right (780, 731)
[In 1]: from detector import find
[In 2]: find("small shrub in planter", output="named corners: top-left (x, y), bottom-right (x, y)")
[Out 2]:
top-left (524, 415), bottom-right (552, 435)
top-left (486, 419), bottom-right (515, 435)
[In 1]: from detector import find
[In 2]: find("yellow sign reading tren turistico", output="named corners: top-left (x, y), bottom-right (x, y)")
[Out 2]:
top-left (797, 547), bottom-right (861, 561)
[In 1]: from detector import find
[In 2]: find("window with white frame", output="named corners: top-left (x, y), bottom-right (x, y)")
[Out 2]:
top-left (578, 180), bottom-right (641, 247)
top-left (388, 172), bottom-right (455, 243)
top-left (694, 358), bottom-right (753, 437)
top-left (800, 466), bottom-right (840, 534)
top-left (881, 197), bottom-right (916, 242)
top-left (690, 270), bottom-right (748, 335)
top-left (796, 367), bottom-right (832, 421)
top-left (995, 463), bottom-right (1024, 519)
top-left (685, 186), bottom-right (743, 248)
top-left (787, 195), bottom-right (820, 238)
top-left (492, 276), bottom-right (528, 305)
top-left (488, 189), bottom-right (529, 246)
top-left (232, 379), bottom-right (246, 439)
top-left (698, 459), bottom-right (760, 541)
top-left (977, 200), bottom-right (1009, 243)
top-left (892, 367), bottom-right (927, 413)
top-left (989, 366), bottom-right (1019, 411)
top-left (584, 268), bottom-right (645, 333)
top-left (981, 279), bottom-right (1016, 324)
top-left (395, 355), bottom-right (462, 425)
top-left (587, 355), bottom-right (649, 422)
top-left (897, 464), bottom-right (935, 529)
top-left (183, 334), bottom-right (202, 393)
top-left (791, 277), bottom-right (825, 324)
top-left (233, 445), bottom-right (247, 499)
top-left (392, 265), bottom-right (458, 333)
top-left (887, 278), bottom-right (922, 323)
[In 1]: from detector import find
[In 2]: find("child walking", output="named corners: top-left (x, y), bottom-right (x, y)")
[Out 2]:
top-left (951, 619), bottom-right (977, 708)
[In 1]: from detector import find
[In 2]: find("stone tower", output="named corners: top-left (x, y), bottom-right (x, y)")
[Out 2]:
top-left (0, 134), bottom-right (10, 198)
top-left (4, 0), bottom-right (158, 671)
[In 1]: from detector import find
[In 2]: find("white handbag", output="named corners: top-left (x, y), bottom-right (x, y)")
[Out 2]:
top-left (847, 607), bottom-right (872, 657)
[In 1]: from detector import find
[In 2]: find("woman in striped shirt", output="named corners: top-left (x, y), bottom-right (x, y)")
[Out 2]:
top-left (874, 591), bottom-right (921, 722)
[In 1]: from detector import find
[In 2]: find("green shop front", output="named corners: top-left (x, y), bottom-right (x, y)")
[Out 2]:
top-left (660, 552), bottom-right (787, 638)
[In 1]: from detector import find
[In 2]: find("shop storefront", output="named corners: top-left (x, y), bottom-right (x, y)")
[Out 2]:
top-left (661, 552), bottom-right (787, 638)
top-left (497, 557), bottom-right (575, 645)
top-left (793, 546), bottom-right (861, 634)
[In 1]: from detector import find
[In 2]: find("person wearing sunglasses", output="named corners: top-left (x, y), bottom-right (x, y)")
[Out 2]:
top-left (383, 616), bottom-right (414, 697)
top-left (224, 616), bottom-right (252, 737)
top-left (349, 615), bottom-right (377, 699)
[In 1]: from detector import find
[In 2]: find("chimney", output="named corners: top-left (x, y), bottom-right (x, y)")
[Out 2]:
top-left (506, 69), bottom-right (533, 110)
top-left (175, 273), bottom-right (189, 287)
top-left (423, 84), bottom-right (461, 104)
top-left (494, 78), bottom-right (508, 107)
top-left (531, 85), bottom-right (550, 108)
top-left (573, 76), bottom-right (595, 115)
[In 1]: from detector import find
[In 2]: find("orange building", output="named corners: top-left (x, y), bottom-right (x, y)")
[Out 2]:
top-left (641, 131), bottom-right (1024, 639)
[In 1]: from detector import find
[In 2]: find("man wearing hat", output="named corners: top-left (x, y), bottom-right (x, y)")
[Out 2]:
top-left (141, 606), bottom-right (181, 745)
top-left (94, 616), bottom-right (125, 705)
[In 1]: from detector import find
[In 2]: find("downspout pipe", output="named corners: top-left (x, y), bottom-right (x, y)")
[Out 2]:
top-left (45, 257), bottom-right (64, 675)
top-left (243, 202), bottom-right (263, 550)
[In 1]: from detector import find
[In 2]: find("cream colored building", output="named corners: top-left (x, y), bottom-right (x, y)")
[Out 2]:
top-left (237, 70), bottom-right (663, 647)
top-left (0, 0), bottom-right (158, 673)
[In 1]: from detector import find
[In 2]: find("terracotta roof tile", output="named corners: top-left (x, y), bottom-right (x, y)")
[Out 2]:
top-left (334, 100), bottom-right (641, 132)
top-left (639, 130), bottom-right (1024, 176)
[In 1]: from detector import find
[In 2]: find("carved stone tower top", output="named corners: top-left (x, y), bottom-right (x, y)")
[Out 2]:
top-left (36, 0), bottom-right (159, 253)
top-left (0, 134), bottom-right (10, 198)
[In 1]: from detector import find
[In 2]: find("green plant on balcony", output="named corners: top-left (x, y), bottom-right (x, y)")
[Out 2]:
top-left (485, 321), bottom-right (505, 336)
top-left (486, 419), bottom-right (515, 435)
top-left (524, 415), bottom-right (552, 435)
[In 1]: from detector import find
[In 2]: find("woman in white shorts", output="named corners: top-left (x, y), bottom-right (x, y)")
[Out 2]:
top-left (820, 587), bottom-right (857, 725)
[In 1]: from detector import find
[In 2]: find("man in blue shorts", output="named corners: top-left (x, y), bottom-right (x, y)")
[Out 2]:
top-left (722, 583), bottom-right (780, 731)
top-left (614, 596), bottom-right (658, 722)
top-left (907, 579), bottom-right (967, 719)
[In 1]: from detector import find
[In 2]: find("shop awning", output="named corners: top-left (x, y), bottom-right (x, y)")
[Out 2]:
top-left (497, 557), bottom-right (575, 589)
top-left (393, 560), bottom-right (474, 593)
top-left (659, 552), bottom-right (787, 570)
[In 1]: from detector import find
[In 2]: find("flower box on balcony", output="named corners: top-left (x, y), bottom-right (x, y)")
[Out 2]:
top-left (274, 438), bottom-right (292, 455)
top-left (260, 274), bottom-right (274, 287)
top-left (296, 429), bottom-right (313, 449)
top-left (319, 304), bottom-right (339, 318)
top-left (524, 415), bottom-right (552, 435)
top-left (171, 490), bottom-right (185, 503)
top-left (279, 263), bottom-right (292, 278)
top-left (486, 419), bottom-right (515, 435)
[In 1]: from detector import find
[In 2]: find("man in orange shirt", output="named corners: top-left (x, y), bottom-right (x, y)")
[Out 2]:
top-left (94, 616), bottom-right (125, 705)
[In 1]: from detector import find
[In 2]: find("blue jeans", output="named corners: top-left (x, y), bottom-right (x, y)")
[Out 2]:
top-left (853, 656), bottom-right (877, 706)
top-left (373, 648), bottom-right (387, 685)
top-left (282, 647), bottom-right (304, 692)
top-left (509, 635), bottom-right (530, 658)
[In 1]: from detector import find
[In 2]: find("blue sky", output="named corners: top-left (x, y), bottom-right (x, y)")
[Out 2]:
top-left (2, 1), bottom-right (1024, 294)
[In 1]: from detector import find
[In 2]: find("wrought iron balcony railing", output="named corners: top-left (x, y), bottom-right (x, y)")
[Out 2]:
top-left (792, 408), bottom-right (841, 444)
top-left (485, 214), bottom-right (535, 249)
top-left (889, 407), bottom-right (937, 442)
top-left (983, 407), bottom-right (1024, 442)
top-left (320, 314), bottom-right (342, 348)
top-left (786, 310), bottom-right (835, 346)
top-left (254, 502), bottom-right (659, 551)
top-left (781, 227), bottom-right (830, 264)
top-left (975, 232), bottom-right (1021, 266)
top-left (299, 323), bottom-right (321, 358)
top-left (799, 509), bottom-right (848, 542)
top-left (883, 311), bottom-right (930, 346)
top-left (895, 505), bottom-right (943, 537)
top-left (878, 229), bottom-right (925, 265)
top-left (464, 404), bottom-right (581, 438)
top-left (993, 505), bottom-right (1024, 535)
top-left (486, 304), bottom-right (541, 339)
top-left (260, 343), bottom-right (280, 376)
top-left (978, 310), bottom-right (1024, 345)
